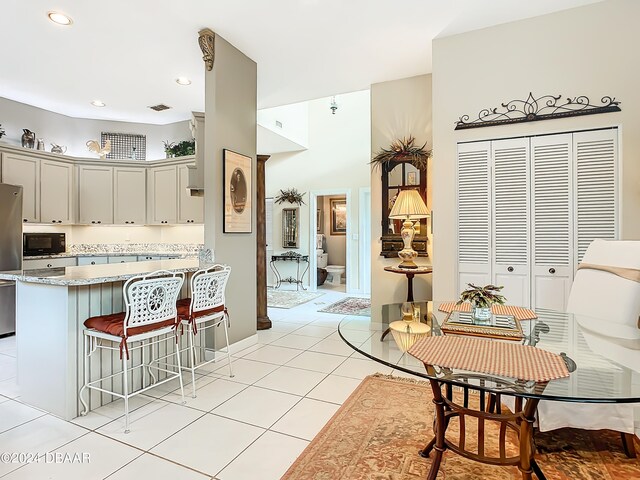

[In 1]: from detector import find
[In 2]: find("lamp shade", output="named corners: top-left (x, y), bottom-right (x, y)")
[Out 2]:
top-left (389, 189), bottom-right (429, 219)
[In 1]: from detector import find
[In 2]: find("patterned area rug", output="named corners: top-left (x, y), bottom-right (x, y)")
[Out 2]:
top-left (318, 297), bottom-right (371, 316)
top-left (267, 289), bottom-right (323, 309)
top-left (282, 375), bottom-right (640, 480)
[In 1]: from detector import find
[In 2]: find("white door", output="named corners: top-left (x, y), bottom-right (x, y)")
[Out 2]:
top-left (147, 166), bottom-right (177, 224)
top-left (1, 153), bottom-right (40, 223)
top-left (78, 165), bottom-right (114, 225)
top-left (40, 160), bottom-right (74, 224)
top-left (177, 165), bottom-right (203, 224)
top-left (531, 134), bottom-right (573, 311)
top-left (113, 167), bottom-right (146, 225)
top-left (457, 141), bottom-right (492, 292)
top-left (491, 138), bottom-right (530, 306)
top-left (573, 129), bottom-right (618, 264)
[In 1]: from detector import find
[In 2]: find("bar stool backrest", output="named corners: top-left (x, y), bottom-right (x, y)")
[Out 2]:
top-left (123, 270), bottom-right (185, 334)
top-left (189, 264), bottom-right (231, 314)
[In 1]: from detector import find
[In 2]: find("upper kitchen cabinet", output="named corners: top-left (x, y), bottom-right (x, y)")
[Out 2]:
top-left (114, 167), bottom-right (146, 225)
top-left (1, 153), bottom-right (40, 223)
top-left (177, 165), bottom-right (203, 224)
top-left (40, 160), bottom-right (74, 224)
top-left (78, 165), bottom-right (114, 224)
top-left (147, 165), bottom-right (177, 224)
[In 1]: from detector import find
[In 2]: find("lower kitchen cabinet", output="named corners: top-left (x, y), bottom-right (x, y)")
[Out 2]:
top-left (22, 257), bottom-right (77, 269)
top-left (77, 256), bottom-right (109, 266)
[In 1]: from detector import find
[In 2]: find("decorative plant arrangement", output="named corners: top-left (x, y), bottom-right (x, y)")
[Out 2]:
top-left (0, 124), bottom-right (5, 139)
top-left (370, 135), bottom-right (432, 170)
top-left (274, 188), bottom-right (306, 205)
top-left (457, 283), bottom-right (506, 308)
top-left (164, 139), bottom-right (195, 158)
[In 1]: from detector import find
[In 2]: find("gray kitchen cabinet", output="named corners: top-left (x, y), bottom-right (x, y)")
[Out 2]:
top-left (108, 255), bottom-right (138, 264)
top-left (23, 257), bottom-right (77, 269)
top-left (78, 165), bottom-right (114, 225)
top-left (77, 256), bottom-right (109, 266)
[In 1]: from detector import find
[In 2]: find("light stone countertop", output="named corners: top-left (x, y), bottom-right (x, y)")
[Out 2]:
top-left (23, 252), bottom-right (195, 260)
top-left (0, 258), bottom-right (202, 286)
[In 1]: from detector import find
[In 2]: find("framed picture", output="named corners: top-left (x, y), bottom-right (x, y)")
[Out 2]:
top-left (317, 208), bottom-right (323, 233)
top-left (330, 198), bottom-right (347, 235)
top-left (223, 149), bottom-right (252, 233)
top-left (406, 171), bottom-right (417, 185)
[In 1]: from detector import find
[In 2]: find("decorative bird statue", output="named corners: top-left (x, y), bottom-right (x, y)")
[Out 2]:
top-left (86, 139), bottom-right (111, 159)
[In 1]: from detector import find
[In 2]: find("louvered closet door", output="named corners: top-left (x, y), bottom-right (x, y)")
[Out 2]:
top-left (531, 134), bottom-right (573, 311)
top-left (491, 138), bottom-right (530, 307)
top-left (573, 129), bottom-right (618, 264)
top-left (457, 142), bottom-right (491, 291)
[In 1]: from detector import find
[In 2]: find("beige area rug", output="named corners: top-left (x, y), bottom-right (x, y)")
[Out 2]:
top-left (267, 288), bottom-right (324, 309)
top-left (318, 297), bottom-right (371, 316)
top-left (282, 374), bottom-right (640, 480)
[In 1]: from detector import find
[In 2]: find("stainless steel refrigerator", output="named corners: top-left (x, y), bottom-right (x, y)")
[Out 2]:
top-left (0, 184), bottom-right (22, 336)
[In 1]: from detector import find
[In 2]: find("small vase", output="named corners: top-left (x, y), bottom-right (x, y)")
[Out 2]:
top-left (472, 304), bottom-right (492, 324)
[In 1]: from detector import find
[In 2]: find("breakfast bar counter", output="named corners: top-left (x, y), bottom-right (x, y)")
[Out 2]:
top-left (0, 259), bottom-right (201, 420)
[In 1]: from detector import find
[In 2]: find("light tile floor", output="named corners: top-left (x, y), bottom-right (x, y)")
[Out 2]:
top-left (0, 289), bottom-right (395, 480)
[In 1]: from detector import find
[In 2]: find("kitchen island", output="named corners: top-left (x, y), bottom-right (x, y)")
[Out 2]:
top-left (0, 259), bottom-right (201, 420)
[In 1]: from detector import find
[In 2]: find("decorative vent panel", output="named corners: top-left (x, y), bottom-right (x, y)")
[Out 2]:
top-left (101, 132), bottom-right (146, 160)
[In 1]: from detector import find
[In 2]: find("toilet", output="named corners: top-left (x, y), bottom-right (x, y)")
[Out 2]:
top-left (325, 265), bottom-right (345, 286)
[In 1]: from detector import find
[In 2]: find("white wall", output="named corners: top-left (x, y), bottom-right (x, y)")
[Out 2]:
top-left (370, 75), bottom-right (433, 320)
top-left (432, 0), bottom-right (640, 301)
top-left (0, 96), bottom-right (191, 159)
top-left (258, 102), bottom-right (309, 148)
top-left (265, 90), bottom-right (370, 291)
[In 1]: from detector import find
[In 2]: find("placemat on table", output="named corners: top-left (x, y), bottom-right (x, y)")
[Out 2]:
top-left (439, 302), bottom-right (537, 320)
top-left (408, 335), bottom-right (569, 382)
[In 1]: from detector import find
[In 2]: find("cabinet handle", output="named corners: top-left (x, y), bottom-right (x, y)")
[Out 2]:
top-left (47, 264), bottom-right (52, 268)
top-left (549, 268), bottom-right (556, 274)
top-left (91, 221), bottom-right (96, 224)
top-left (125, 221), bottom-right (129, 224)
top-left (91, 261), bottom-right (96, 265)
top-left (131, 221), bottom-right (135, 224)
top-left (23, 219), bottom-right (27, 223)
top-left (507, 266), bottom-right (514, 272)
top-left (97, 221), bottom-right (101, 224)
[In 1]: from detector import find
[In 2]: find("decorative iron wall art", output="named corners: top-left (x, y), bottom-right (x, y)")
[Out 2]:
top-left (455, 92), bottom-right (621, 130)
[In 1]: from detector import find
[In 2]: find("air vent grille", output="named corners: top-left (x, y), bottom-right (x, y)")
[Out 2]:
top-left (149, 104), bottom-right (171, 112)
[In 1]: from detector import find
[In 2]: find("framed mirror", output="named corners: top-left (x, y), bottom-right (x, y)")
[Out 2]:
top-left (282, 208), bottom-right (299, 248)
top-left (381, 160), bottom-right (428, 257)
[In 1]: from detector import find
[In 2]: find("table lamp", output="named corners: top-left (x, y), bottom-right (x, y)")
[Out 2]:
top-left (389, 302), bottom-right (431, 352)
top-left (388, 189), bottom-right (429, 269)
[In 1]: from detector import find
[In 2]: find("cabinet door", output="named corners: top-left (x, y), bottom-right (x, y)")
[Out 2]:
top-left (574, 129), bottom-right (618, 263)
top-left (457, 142), bottom-right (491, 292)
top-left (531, 134), bottom-right (573, 311)
top-left (114, 167), bottom-right (146, 225)
top-left (1, 154), bottom-right (40, 223)
top-left (78, 165), bottom-right (114, 224)
top-left (23, 257), bottom-right (76, 269)
top-left (108, 256), bottom-right (138, 264)
top-left (491, 138), bottom-right (530, 307)
top-left (177, 165), bottom-right (203, 224)
top-left (40, 160), bottom-right (74, 224)
top-left (147, 166), bottom-right (177, 224)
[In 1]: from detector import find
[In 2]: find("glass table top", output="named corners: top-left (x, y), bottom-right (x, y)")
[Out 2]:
top-left (338, 301), bottom-right (640, 403)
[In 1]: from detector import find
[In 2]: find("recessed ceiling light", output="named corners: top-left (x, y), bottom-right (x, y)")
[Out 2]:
top-left (47, 11), bottom-right (73, 26)
top-left (91, 100), bottom-right (106, 107)
top-left (175, 77), bottom-right (192, 86)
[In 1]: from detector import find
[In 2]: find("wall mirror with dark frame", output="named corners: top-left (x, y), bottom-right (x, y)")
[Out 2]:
top-left (282, 207), bottom-right (299, 248)
top-left (380, 160), bottom-right (428, 258)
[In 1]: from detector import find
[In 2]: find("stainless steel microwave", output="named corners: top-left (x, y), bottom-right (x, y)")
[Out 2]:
top-left (23, 233), bottom-right (66, 256)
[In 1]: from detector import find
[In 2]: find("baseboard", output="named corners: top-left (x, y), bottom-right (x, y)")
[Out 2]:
top-left (203, 333), bottom-right (259, 362)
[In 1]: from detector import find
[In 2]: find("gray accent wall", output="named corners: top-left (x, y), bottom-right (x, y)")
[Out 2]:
top-left (203, 34), bottom-right (258, 346)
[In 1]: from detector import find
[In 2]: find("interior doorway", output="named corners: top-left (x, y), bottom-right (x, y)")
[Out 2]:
top-left (309, 189), bottom-right (352, 293)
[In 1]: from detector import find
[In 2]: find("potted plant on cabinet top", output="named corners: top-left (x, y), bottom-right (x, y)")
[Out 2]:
top-left (457, 283), bottom-right (506, 323)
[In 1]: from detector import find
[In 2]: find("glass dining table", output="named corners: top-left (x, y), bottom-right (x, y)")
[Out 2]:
top-left (338, 301), bottom-right (640, 480)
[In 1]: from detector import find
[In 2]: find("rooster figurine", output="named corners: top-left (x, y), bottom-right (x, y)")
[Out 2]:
top-left (86, 139), bottom-right (111, 159)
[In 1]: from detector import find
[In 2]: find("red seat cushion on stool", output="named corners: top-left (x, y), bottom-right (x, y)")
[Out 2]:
top-left (84, 312), bottom-right (176, 337)
top-left (176, 298), bottom-right (225, 321)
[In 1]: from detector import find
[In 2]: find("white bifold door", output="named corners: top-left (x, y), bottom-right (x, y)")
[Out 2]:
top-left (457, 128), bottom-right (618, 310)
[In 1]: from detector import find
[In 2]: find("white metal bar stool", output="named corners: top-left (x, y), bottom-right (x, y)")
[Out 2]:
top-left (79, 270), bottom-right (185, 433)
top-left (176, 264), bottom-right (233, 397)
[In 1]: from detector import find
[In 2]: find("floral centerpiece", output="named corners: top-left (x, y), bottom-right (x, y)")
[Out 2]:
top-left (457, 283), bottom-right (506, 322)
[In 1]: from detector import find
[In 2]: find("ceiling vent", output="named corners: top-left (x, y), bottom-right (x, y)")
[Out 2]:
top-left (149, 103), bottom-right (172, 112)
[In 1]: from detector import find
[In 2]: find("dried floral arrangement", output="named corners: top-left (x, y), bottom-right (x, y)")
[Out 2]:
top-left (274, 188), bottom-right (306, 205)
top-left (457, 284), bottom-right (506, 308)
top-left (370, 136), bottom-right (432, 170)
